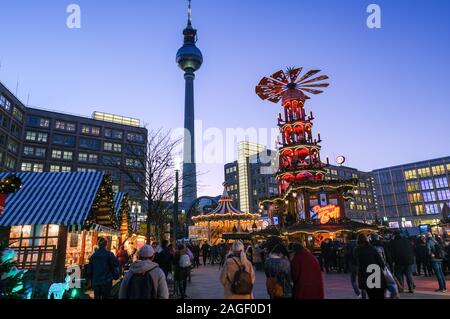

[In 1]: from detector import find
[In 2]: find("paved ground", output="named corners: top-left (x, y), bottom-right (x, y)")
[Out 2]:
top-left (184, 265), bottom-right (450, 299)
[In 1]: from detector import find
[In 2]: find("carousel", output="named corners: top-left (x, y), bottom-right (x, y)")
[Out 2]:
top-left (191, 183), bottom-right (260, 244)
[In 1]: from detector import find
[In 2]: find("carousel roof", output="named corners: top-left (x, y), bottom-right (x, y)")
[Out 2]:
top-left (191, 183), bottom-right (260, 222)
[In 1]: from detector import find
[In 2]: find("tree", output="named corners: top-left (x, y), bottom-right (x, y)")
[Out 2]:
top-left (0, 242), bottom-right (32, 299)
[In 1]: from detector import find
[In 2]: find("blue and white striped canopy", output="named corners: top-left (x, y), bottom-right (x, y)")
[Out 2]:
top-left (0, 172), bottom-right (104, 226)
top-left (114, 192), bottom-right (126, 217)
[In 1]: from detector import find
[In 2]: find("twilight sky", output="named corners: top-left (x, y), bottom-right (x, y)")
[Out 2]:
top-left (0, 0), bottom-right (449, 196)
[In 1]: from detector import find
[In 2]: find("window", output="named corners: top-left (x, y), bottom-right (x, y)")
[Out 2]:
top-left (88, 154), bottom-right (98, 163)
top-left (77, 167), bottom-right (96, 173)
top-left (12, 107), bottom-right (23, 122)
top-left (23, 147), bottom-right (34, 156)
top-left (104, 142), bottom-right (122, 152)
top-left (21, 162), bottom-right (44, 172)
top-left (125, 158), bottom-right (142, 168)
top-left (55, 120), bottom-right (76, 132)
top-left (1, 116), bottom-right (9, 129)
top-left (102, 156), bottom-right (121, 166)
top-left (105, 129), bottom-right (123, 139)
top-left (26, 116), bottom-right (49, 128)
top-left (0, 95), bottom-right (11, 110)
top-left (435, 177), bottom-right (448, 189)
top-left (404, 170), bottom-right (417, 180)
top-left (63, 151), bottom-right (73, 160)
top-left (11, 123), bottom-right (21, 136)
top-left (80, 138), bottom-right (100, 150)
top-left (422, 191), bottom-right (436, 202)
top-left (432, 165), bottom-right (445, 176)
top-left (437, 189), bottom-right (450, 201)
top-left (81, 125), bottom-right (100, 136)
top-left (7, 141), bottom-right (18, 153)
top-left (5, 156), bottom-right (15, 169)
top-left (50, 165), bottom-right (60, 172)
top-left (25, 131), bottom-right (48, 143)
top-left (52, 150), bottom-right (62, 159)
top-left (78, 153), bottom-right (88, 162)
top-left (413, 205), bottom-right (424, 215)
top-left (61, 166), bottom-right (71, 172)
top-left (420, 179), bottom-right (434, 190)
top-left (53, 134), bottom-right (75, 146)
top-left (126, 133), bottom-right (145, 143)
top-left (417, 167), bottom-right (431, 178)
top-left (406, 181), bottom-right (420, 192)
top-left (424, 204), bottom-right (439, 215)
top-left (23, 147), bottom-right (45, 157)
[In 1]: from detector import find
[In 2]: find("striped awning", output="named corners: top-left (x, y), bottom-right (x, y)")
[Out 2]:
top-left (114, 192), bottom-right (126, 217)
top-left (0, 172), bottom-right (104, 227)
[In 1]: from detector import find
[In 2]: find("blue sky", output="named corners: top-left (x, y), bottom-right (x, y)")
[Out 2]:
top-left (0, 0), bottom-right (449, 196)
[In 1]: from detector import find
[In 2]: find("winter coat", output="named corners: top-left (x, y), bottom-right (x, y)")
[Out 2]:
top-left (116, 249), bottom-right (129, 267)
top-left (415, 242), bottom-right (428, 260)
top-left (390, 237), bottom-right (415, 266)
top-left (264, 254), bottom-right (292, 298)
top-left (291, 249), bottom-right (324, 299)
top-left (345, 240), bottom-right (358, 272)
top-left (88, 248), bottom-right (119, 286)
top-left (118, 259), bottom-right (169, 299)
top-left (220, 255), bottom-right (255, 299)
top-left (355, 243), bottom-right (386, 290)
top-left (173, 251), bottom-right (190, 281)
top-left (154, 247), bottom-right (172, 276)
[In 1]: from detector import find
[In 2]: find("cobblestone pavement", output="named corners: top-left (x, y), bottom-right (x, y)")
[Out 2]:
top-left (185, 265), bottom-right (450, 299)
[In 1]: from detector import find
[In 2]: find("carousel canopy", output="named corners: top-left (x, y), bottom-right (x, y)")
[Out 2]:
top-left (0, 172), bottom-right (104, 227)
top-left (192, 183), bottom-right (260, 222)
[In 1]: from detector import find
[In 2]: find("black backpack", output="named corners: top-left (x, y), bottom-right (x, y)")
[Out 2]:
top-left (432, 243), bottom-right (447, 260)
top-left (126, 266), bottom-right (158, 299)
top-left (230, 258), bottom-right (253, 295)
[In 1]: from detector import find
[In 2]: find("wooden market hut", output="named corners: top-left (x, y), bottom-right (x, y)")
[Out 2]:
top-left (0, 171), bottom-right (122, 281)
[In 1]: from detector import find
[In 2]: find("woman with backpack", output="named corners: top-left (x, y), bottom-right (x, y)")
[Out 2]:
top-left (118, 245), bottom-right (169, 299)
top-left (219, 241), bottom-right (255, 299)
top-left (264, 242), bottom-right (292, 299)
top-left (173, 244), bottom-right (191, 299)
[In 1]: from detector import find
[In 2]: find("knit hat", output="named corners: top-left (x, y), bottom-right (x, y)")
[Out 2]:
top-left (138, 245), bottom-right (155, 258)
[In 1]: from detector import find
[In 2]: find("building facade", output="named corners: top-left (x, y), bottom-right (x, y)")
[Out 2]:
top-left (0, 82), bottom-right (26, 172)
top-left (325, 165), bottom-right (377, 222)
top-left (225, 142), bottom-right (278, 214)
top-left (0, 81), bottom-right (147, 214)
top-left (372, 156), bottom-right (450, 228)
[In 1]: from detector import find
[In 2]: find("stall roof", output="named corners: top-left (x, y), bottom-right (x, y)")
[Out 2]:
top-left (0, 172), bottom-right (104, 227)
top-left (114, 192), bottom-right (127, 217)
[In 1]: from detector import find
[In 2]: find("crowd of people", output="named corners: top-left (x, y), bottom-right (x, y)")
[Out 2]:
top-left (320, 231), bottom-right (450, 298)
top-left (83, 230), bottom-right (449, 300)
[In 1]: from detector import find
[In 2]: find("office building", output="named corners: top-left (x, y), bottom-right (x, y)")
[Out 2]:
top-left (372, 156), bottom-right (450, 227)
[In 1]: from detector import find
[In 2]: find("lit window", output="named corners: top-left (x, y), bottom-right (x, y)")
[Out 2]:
top-left (407, 181), bottom-right (420, 192)
top-left (414, 205), bottom-right (424, 215)
top-left (52, 150), bottom-right (62, 159)
top-left (435, 177), bottom-right (448, 189)
top-left (418, 167), bottom-right (431, 178)
top-left (404, 170), bottom-right (417, 180)
top-left (35, 148), bottom-right (46, 157)
top-left (63, 151), bottom-right (73, 160)
top-left (88, 154), bottom-right (98, 163)
top-left (61, 166), bottom-right (71, 172)
top-left (21, 162), bottom-right (33, 172)
top-left (437, 189), bottom-right (450, 201)
top-left (50, 165), bottom-right (60, 172)
top-left (432, 165), bottom-right (445, 176)
top-left (12, 107), bottom-right (23, 122)
top-left (113, 143), bottom-right (122, 152)
top-left (408, 193), bottom-right (421, 203)
top-left (23, 147), bottom-right (34, 156)
top-left (420, 179), bottom-right (434, 190)
top-left (78, 153), bottom-right (88, 162)
top-left (424, 204), bottom-right (439, 215)
top-left (422, 191), bottom-right (436, 203)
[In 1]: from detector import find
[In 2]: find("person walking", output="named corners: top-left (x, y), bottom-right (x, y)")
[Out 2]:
top-left (201, 242), bottom-right (210, 266)
top-left (154, 240), bottom-right (172, 278)
top-left (264, 243), bottom-right (292, 299)
top-left (254, 244), bottom-right (263, 271)
top-left (219, 241), bottom-right (255, 299)
top-left (321, 239), bottom-right (333, 273)
top-left (345, 232), bottom-right (366, 299)
top-left (354, 234), bottom-right (386, 299)
top-left (116, 245), bottom-right (129, 275)
top-left (88, 237), bottom-right (120, 299)
top-left (415, 236), bottom-right (429, 276)
top-left (291, 243), bottom-right (324, 299)
top-left (390, 231), bottom-right (416, 293)
top-left (173, 244), bottom-right (191, 299)
top-left (426, 233), bottom-right (447, 292)
top-left (118, 245), bottom-right (169, 299)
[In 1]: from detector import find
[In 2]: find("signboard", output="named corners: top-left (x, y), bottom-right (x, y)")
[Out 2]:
top-left (311, 205), bottom-right (340, 224)
top-left (188, 226), bottom-right (209, 240)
